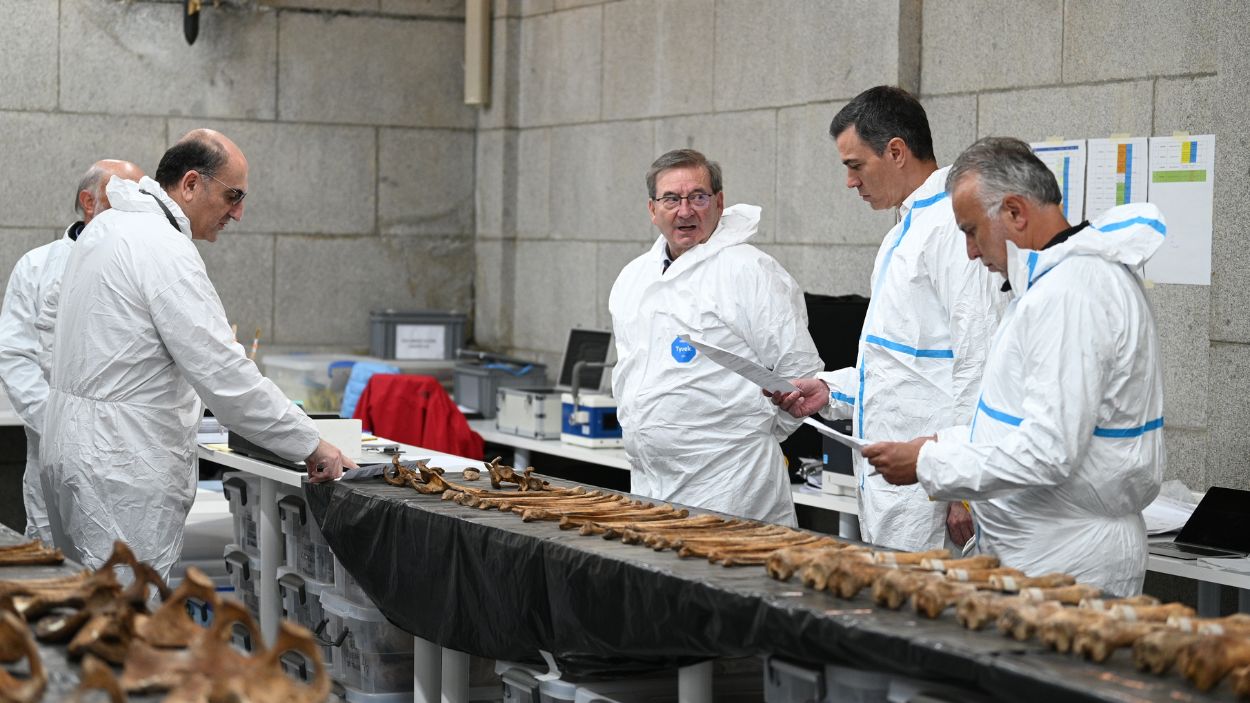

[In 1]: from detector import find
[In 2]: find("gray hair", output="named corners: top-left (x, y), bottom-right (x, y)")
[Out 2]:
top-left (73, 165), bottom-right (109, 218)
top-left (946, 137), bottom-right (1062, 214)
top-left (645, 149), bottom-right (723, 199)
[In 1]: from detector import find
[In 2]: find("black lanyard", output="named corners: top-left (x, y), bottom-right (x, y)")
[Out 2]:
top-left (139, 189), bottom-right (180, 230)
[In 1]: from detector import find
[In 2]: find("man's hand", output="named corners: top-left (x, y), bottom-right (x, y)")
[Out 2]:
top-left (304, 439), bottom-right (358, 483)
top-left (764, 378), bottom-right (830, 418)
top-left (861, 436), bottom-right (931, 485)
top-left (947, 502), bottom-right (974, 547)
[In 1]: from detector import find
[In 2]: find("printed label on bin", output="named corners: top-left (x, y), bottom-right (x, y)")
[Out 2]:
top-left (394, 324), bottom-right (446, 360)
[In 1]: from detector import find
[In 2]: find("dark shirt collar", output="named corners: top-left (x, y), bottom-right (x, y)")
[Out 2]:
top-left (661, 244), bottom-right (675, 274)
top-left (68, 221), bottom-right (85, 241)
top-left (999, 220), bottom-right (1091, 292)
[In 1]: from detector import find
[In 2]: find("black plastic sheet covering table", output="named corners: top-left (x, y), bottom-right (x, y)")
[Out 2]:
top-left (305, 477), bottom-right (1240, 702)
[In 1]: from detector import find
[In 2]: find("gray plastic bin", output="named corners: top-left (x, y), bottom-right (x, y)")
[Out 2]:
top-left (369, 310), bottom-right (466, 360)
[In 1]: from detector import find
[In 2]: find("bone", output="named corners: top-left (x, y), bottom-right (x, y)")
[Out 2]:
top-left (1078, 594), bottom-right (1160, 611)
top-left (1037, 608), bottom-right (1108, 653)
top-left (0, 611), bottom-right (45, 703)
top-left (1229, 664), bottom-right (1250, 698)
top-left (997, 600), bottom-right (1065, 641)
top-left (988, 572), bottom-right (1077, 592)
top-left (919, 554), bottom-right (999, 572)
top-left (956, 592), bottom-right (1026, 631)
top-left (799, 551), bottom-right (871, 592)
top-left (1132, 628), bottom-right (1201, 675)
top-left (1108, 602), bottom-right (1195, 623)
top-left (913, 580), bottom-right (979, 619)
top-left (1019, 584), bottom-right (1101, 605)
top-left (678, 532), bottom-right (820, 560)
top-left (944, 567), bottom-right (1023, 583)
top-left (1168, 613), bottom-right (1250, 636)
top-left (1072, 619), bottom-right (1162, 663)
top-left (68, 654), bottom-right (126, 703)
top-left (872, 549), bottom-right (949, 566)
top-left (1180, 634), bottom-right (1250, 692)
top-left (768, 545), bottom-right (865, 582)
top-left (560, 507), bottom-right (687, 530)
top-left (830, 561), bottom-right (892, 600)
top-left (0, 540), bottom-right (63, 566)
top-left (136, 567), bottom-right (216, 648)
top-left (873, 569), bottom-right (943, 610)
top-left (706, 536), bottom-right (837, 565)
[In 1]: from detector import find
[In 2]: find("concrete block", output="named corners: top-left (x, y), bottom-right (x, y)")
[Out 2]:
top-left (477, 17), bottom-right (521, 130)
top-left (515, 128), bottom-right (551, 238)
top-left (715, 0), bottom-right (905, 111)
top-left (378, 128), bottom-right (476, 236)
top-left (922, 0), bottom-right (1062, 95)
top-left (274, 235), bottom-right (473, 345)
top-left (977, 81), bottom-right (1153, 143)
top-left (0, 113), bottom-right (167, 230)
top-left (1144, 284), bottom-right (1209, 429)
top-left (0, 1), bottom-right (56, 111)
top-left (380, 0), bottom-right (466, 17)
top-left (601, 0), bottom-right (715, 120)
top-left (518, 0), bottom-right (555, 16)
top-left (554, 0), bottom-right (605, 9)
top-left (923, 94), bottom-right (979, 168)
top-left (1162, 427), bottom-right (1207, 493)
top-left (265, 0), bottom-right (378, 10)
top-left (549, 121), bottom-right (656, 242)
top-left (195, 234), bottom-right (275, 345)
top-left (475, 130), bottom-right (507, 237)
top-left (169, 119), bottom-right (376, 235)
top-left (758, 243), bottom-right (878, 298)
top-left (473, 238), bottom-right (514, 347)
top-left (1064, 0), bottom-right (1216, 83)
top-left (1209, 0), bottom-right (1250, 344)
top-left (517, 6), bottom-right (602, 126)
top-left (60, 1), bottom-right (276, 119)
top-left (596, 241), bottom-right (651, 329)
top-left (655, 110), bottom-right (776, 241)
top-left (511, 240), bottom-right (598, 353)
top-left (0, 229), bottom-right (61, 311)
top-left (1205, 342), bottom-right (1250, 491)
top-left (774, 102), bottom-right (898, 246)
top-left (1154, 76), bottom-right (1216, 136)
top-left (278, 12), bottom-right (474, 128)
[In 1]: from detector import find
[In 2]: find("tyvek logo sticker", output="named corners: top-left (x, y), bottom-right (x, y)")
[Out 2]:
top-left (671, 336), bottom-right (697, 363)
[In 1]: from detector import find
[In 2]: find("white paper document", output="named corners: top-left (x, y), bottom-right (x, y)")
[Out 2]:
top-left (1031, 140), bottom-right (1087, 223)
top-left (1085, 137), bottom-right (1149, 220)
top-left (802, 417), bottom-right (872, 452)
top-left (1142, 494), bottom-right (1196, 535)
top-left (679, 334), bottom-right (798, 394)
top-left (1146, 134), bottom-right (1215, 285)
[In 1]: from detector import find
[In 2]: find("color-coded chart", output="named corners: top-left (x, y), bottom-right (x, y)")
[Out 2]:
top-left (1030, 140), bottom-right (1087, 222)
top-left (1146, 134), bottom-right (1215, 285)
top-left (1086, 137), bottom-right (1148, 220)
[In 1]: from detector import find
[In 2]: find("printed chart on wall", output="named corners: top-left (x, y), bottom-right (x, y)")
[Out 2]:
top-left (1031, 140), bottom-right (1087, 223)
top-left (1085, 138), bottom-right (1149, 220)
top-left (1146, 135), bottom-right (1215, 285)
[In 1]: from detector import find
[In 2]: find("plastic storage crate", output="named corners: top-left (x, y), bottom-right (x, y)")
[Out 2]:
top-left (261, 352), bottom-right (458, 414)
top-left (277, 566), bottom-right (334, 669)
top-left (223, 544), bottom-right (260, 622)
top-left (279, 494), bottom-right (335, 584)
top-left (453, 362), bottom-right (547, 418)
top-left (222, 473), bottom-right (261, 558)
top-left (333, 554), bottom-right (373, 605)
top-left (319, 590), bottom-right (415, 693)
top-left (369, 310), bottom-right (467, 361)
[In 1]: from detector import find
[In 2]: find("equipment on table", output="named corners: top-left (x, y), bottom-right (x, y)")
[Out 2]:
top-left (453, 350), bottom-right (547, 419)
top-left (1147, 486), bottom-right (1250, 560)
top-left (496, 328), bottom-right (613, 440)
top-left (561, 360), bottom-right (621, 448)
top-left (820, 419), bottom-right (856, 497)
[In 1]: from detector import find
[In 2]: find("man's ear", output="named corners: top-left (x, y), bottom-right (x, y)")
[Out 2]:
top-left (886, 137), bottom-right (908, 168)
top-left (1000, 194), bottom-right (1029, 230)
top-left (179, 170), bottom-right (201, 201)
top-left (77, 190), bottom-right (94, 220)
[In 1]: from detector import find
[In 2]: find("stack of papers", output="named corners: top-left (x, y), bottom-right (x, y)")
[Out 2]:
top-left (1142, 495), bottom-right (1196, 535)
top-left (196, 416), bottom-right (227, 444)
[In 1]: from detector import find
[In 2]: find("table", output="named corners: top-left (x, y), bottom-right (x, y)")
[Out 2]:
top-left (1147, 544), bottom-right (1250, 616)
top-left (468, 418), bottom-right (630, 470)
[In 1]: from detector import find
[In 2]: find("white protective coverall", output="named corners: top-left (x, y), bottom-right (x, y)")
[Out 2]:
top-left (918, 203), bottom-right (1167, 597)
top-left (610, 204), bottom-right (824, 526)
top-left (0, 224), bottom-right (78, 542)
top-left (816, 167), bottom-right (1006, 551)
top-left (40, 176), bottom-right (319, 579)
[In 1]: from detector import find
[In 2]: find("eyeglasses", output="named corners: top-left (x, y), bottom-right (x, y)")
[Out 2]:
top-left (653, 192), bottom-right (716, 210)
top-left (201, 171), bottom-right (248, 206)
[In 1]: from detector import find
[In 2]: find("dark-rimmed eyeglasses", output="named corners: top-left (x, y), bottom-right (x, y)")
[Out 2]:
top-left (653, 192), bottom-right (715, 210)
top-left (202, 171), bottom-right (248, 206)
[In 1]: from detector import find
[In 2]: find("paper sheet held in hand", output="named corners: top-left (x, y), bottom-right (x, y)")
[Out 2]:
top-left (802, 417), bottom-right (872, 453)
top-left (679, 334), bottom-right (798, 394)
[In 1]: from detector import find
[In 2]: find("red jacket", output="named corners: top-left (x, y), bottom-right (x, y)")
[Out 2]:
top-left (353, 374), bottom-right (483, 458)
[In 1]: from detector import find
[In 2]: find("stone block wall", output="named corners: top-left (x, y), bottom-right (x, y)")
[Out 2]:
top-left (0, 0), bottom-right (475, 352)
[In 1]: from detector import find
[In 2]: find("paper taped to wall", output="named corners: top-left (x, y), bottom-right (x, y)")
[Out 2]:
top-left (679, 334), bottom-right (798, 394)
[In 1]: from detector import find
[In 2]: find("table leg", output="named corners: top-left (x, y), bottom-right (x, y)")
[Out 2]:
top-left (514, 447), bottom-right (531, 469)
top-left (258, 478), bottom-right (281, 643)
top-left (1198, 581), bottom-right (1222, 618)
top-left (441, 647), bottom-right (469, 703)
top-left (838, 512), bottom-right (860, 541)
top-left (1240, 588), bottom-right (1250, 614)
top-left (414, 636), bottom-right (442, 703)
top-left (678, 661), bottom-right (713, 703)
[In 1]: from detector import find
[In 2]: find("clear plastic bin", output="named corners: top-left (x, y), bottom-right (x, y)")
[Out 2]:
top-left (277, 566), bottom-right (334, 666)
top-left (333, 553), bottom-right (373, 605)
top-left (261, 352), bottom-right (457, 413)
top-left (222, 473), bottom-right (261, 558)
top-left (319, 590), bottom-right (414, 693)
top-left (279, 494), bottom-right (335, 584)
top-left (223, 544), bottom-right (259, 622)
top-left (824, 663), bottom-right (890, 703)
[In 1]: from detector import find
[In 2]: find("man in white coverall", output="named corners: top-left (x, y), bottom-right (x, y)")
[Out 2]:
top-left (609, 149), bottom-right (824, 526)
top-left (41, 129), bottom-right (355, 579)
top-left (865, 137), bottom-right (1165, 596)
top-left (0, 159), bottom-right (144, 543)
top-left (771, 86), bottom-right (1005, 551)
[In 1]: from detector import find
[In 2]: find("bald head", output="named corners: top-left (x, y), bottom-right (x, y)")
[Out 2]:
top-left (76, 159), bottom-right (145, 224)
top-left (155, 128), bottom-right (249, 242)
